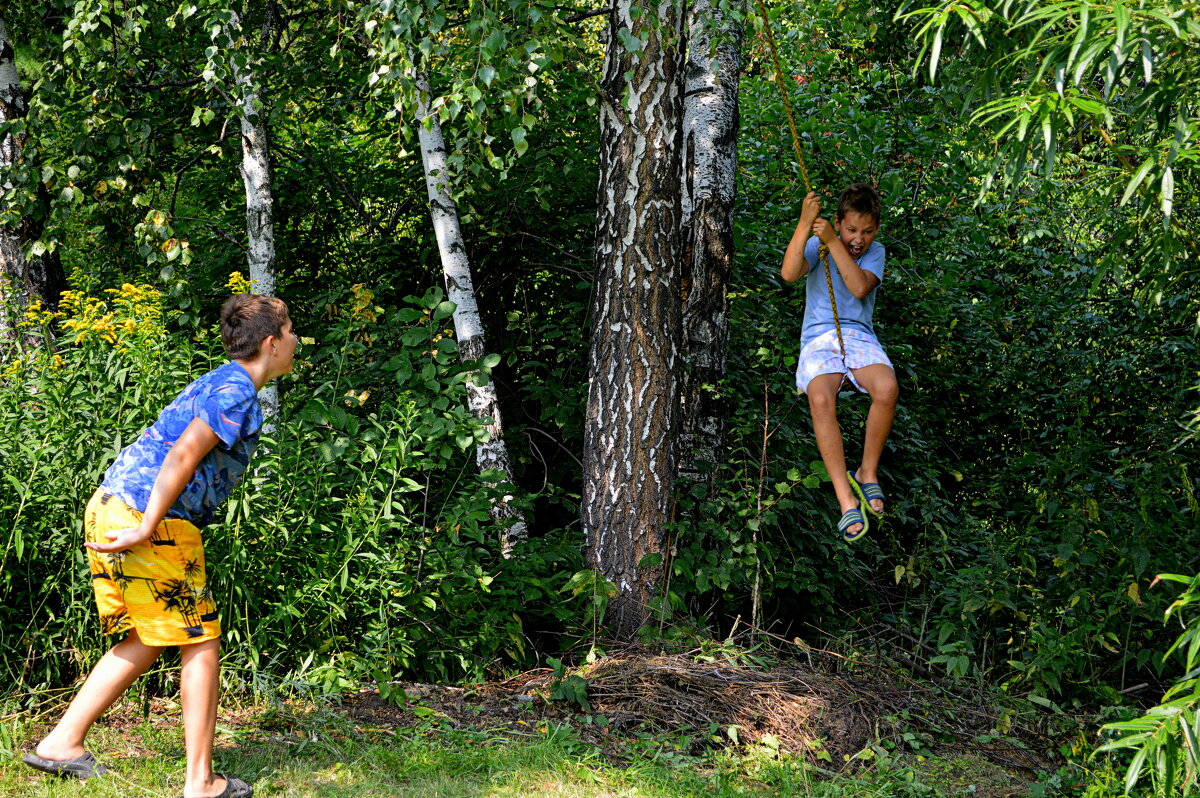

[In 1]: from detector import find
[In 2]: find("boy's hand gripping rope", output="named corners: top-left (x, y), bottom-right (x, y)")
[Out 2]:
top-left (754, 0), bottom-right (846, 361)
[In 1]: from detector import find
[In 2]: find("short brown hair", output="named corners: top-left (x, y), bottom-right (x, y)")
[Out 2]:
top-left (837, 182), bottom-right (882, 225)
top-left (220, 294), bottom-right (290, 359)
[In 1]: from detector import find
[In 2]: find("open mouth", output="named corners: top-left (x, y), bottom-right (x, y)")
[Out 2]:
top-left (847, 244), bottom-right (864, 257)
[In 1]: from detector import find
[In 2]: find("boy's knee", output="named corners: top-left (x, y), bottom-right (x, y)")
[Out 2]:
top-left (873, 379), bottom-right (899, 407)
top-left (808, 390), bottom-right (837, 415)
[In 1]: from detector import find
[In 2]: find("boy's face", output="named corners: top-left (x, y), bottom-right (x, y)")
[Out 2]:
top-left (272, 320), bottom-right (298, 376)
top-left (834, 211), bottom-right (878, 259)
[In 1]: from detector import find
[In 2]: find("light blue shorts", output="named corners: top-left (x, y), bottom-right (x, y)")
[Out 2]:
top-left (795, 328), bottom-right (893, 395)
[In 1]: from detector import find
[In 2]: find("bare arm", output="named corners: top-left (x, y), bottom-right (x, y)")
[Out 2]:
top-left (781, 192), bottom-right (821, 283)
top-left (813, 219), bottom-right (880, 298)
top-left (86, 417), bottom-right (221, 553)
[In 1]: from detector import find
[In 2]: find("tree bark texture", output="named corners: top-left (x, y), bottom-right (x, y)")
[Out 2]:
top-left (229, 10), bottom-right (279, 424)
top-left (677, 0), bottom-right (742, 489)
top-left (414, 71), bottom-right (528, 558)
top-left (583, 1), bottom-right (687, 639)
top-left (0, 14), bottom-right (66, 354)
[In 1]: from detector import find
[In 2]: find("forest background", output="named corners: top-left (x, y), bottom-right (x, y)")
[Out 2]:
top-left (0, 0), bottom-right (1198, 794)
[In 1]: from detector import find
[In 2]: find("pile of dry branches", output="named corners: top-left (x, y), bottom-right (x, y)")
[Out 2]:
top-left (505, 654), bottom-right (893, 764)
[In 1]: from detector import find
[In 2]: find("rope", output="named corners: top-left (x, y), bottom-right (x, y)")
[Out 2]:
top-left (754, 0), bottom-right (846, 361)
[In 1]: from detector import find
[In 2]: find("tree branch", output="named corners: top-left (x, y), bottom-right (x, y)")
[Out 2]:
top-left (127, 76), bottom-right (205, 91)
top-left (561, 6), bottom-right (613, 23)
top-left (172, 216), bottom-right (246, 251)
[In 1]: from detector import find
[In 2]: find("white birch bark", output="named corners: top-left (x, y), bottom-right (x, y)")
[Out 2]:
top-left (413, 71), bottom-right (528, 558)
top-left (228, 10), bottom-right (279, 425)
top-left (678, 0), bottom-right (743, 488)
top-left (583, 0), bottom-right (687, 638)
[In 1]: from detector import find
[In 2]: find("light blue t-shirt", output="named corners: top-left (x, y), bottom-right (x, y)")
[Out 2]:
top-left (800, 236), bottom-right (885, 348)
top-left (101, 361), bottom-right (263, 528)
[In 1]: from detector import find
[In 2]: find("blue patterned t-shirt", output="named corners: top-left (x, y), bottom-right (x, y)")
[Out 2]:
top-left (101, 361), bottom-right (263, 528)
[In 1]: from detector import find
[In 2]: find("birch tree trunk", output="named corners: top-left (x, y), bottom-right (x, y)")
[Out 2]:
top-left (677, 1), bottom-right (743, 490)
top-left (0, 14), bottom-right (65, 355)
top-left (414, 71), bottom-right (528, 558)
top-left (583, 1), bottom-right (687, 639)
top-left (228, 9), bottom-right (279, 424)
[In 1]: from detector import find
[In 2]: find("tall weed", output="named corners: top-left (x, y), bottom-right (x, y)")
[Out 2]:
top-left (0, 281), bottom-right (582, 693)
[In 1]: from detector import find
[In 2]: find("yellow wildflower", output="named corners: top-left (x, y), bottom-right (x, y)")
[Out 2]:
top-left (225, 272), bottom-right (257, 294)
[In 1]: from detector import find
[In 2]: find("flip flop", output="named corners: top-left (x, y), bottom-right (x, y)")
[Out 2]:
top-left (848, 471), bottom-right (885, 518)
top-left (174, 774), bottom-right (254, 798)
top-left (838, 507), bottom-right (869, 542)
top-left (22, 750), bottom-right (108, 779)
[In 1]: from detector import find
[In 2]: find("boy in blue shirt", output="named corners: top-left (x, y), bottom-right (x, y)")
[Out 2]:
top-left (23, 294), bottom-right (297, 798)
top-left (781, 183), bottom-right (898, 542)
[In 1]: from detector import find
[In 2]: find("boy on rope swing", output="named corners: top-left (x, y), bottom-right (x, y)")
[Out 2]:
top-left (23, 294), bottom-right (298, 798)
top-left (781, 183), bottom-right (898, 542)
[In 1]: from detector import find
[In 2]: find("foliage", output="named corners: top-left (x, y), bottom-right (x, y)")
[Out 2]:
top-left (8, 0), bottom-right (403, 313)
top-left (1097, 573), bottom-right (1200, 797)
top-left (899, 0), bottom-right (1199, 288)
top-left (0, 281), bottom-right (212, 688)
top-left (718, 0), bottom-right (1200, 709)
top-left (0, 279), bottom-right (584, 690)
top-left (2, 14), bottom-right (1199, 795)
top-left (362, 0), bottom-right (592, 183)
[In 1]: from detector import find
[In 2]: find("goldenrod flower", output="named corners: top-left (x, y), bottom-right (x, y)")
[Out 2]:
top-left (225, 272), bottom-right (257, 294)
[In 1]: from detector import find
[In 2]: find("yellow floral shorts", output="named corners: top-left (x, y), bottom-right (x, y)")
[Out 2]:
top-left (85, 489), bottom-right (221, 646)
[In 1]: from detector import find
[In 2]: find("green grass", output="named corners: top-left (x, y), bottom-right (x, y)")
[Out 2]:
top-left (0, 696), bottom-right (1032, 797)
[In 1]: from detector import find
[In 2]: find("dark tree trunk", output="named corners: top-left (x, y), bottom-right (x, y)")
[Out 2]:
top-left (1, 14), bottom-right (66, 353)
top-left (583, 0), bottom-right (687, 639)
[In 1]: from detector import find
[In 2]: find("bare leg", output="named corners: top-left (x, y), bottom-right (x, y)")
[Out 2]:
top-left (36, 629), bottom-right (164, 761)
top-left (849, 364), bottom-right (899, 513)
top-left (806, 372), bottom-right (862, 535)
top-left (181, 637), bottom-right (227, 798)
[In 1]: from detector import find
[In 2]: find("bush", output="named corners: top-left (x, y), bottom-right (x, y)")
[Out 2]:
top-left (0, 280), bottom-right (583, 693)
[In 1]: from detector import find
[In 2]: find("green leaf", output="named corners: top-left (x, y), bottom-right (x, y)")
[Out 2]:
top-left (1120, 156), bottom-right (1156, 206)
top-left (1112, 0), bottom-right (1129, 54)
top-left (638, 552), bottom-right (663, 569)
top-left (511, 125), bottom-right (528, 157)
top-left (1126, 742), bottom-right (1151, 795)
top-left (433, 301), bottom-right (456, 321)
top-left (1161, 166), bottom-right (1174, 220)
top-left (930, 21), bottom-right (944, 82)
top-left (617, 27), bottom-right (643, 54)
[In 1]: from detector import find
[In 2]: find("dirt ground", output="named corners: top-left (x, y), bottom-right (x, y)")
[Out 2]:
top-left (336, 651), bottom-right (1051, 796)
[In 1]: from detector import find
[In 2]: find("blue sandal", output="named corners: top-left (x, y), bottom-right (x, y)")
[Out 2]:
top-left (838, 507), bottom-right (869, 542)
top-left (848, 471), bottom-right (886, 518)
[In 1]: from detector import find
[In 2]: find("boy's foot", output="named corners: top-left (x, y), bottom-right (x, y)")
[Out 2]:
top-left (838, 507), bottom-right (869, 542)
top-left (179, 773), bottom-right (254, 798)
top-left (849, 471), bottom-right (885, 517)
top-left (22, 751), bottom-right (108, 780)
